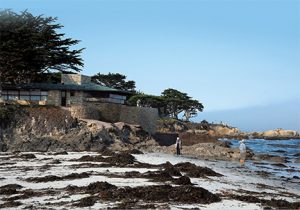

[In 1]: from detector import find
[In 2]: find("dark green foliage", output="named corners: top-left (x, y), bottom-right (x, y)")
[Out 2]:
top-left (182, 99), bottom-right (204, 121)
top-left (31, 70), bottom-right (74, 83)
top-left (127, 94), bottom-right (165, 108)
top-left (31, 72), bottom-right (62, 83)
top-left (91, 72), bottom-right (136, 91)
top-left (0, 10), bottom-right (84, 85)
top-left (127, 94), bottom-right (167, 116)
top-left (162, 88), bottom-right (190, 119)
top-left (128, 89), bottom-right (203, 121)
top-left (162, 88), bottom-right (203, 121)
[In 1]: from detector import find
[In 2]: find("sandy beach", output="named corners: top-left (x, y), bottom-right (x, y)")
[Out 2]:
top-left (0, 151), bottom-right (299, 209)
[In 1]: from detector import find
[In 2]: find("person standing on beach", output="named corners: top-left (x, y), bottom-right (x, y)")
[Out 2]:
top-left (175, 137), bottom-right (182, 155)
top-left (239, 139), bottom-right (246, 166)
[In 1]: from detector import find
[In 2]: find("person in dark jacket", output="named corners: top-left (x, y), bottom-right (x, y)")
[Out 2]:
top-left (175, 137), bottom-right (182, 155)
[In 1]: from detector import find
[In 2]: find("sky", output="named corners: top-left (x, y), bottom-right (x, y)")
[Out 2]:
top-left (1, 0), bottom-right (300, 131)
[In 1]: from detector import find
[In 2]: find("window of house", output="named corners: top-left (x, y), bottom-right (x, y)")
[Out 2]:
top-left (29, 90), bottom-right (41, 101)
top-left (41, 91), bottom-right (48, 101)
top-left (20, 95), bottom-right (30, 100)
top-left (30, 95), bottom-right (40, 101)
top-left (1, 90), bottom-right (8, 100)
top-left (20, 91), bottom-right (30, 96)
top-left (2, 90), bottom-right (48, 101)
top-left (70, 91), bottom-right (75, 97)
top-left (8, 95), bottom-right (18, 100)
top-left (6, 91), bottom-right (19, 100)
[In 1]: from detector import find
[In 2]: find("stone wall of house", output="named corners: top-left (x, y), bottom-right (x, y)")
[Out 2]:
top-left (119, 106), bottom-right (159, 134)
top-left (46, 90), bottom-right (85, 106)
top-left (67, 104), bottom-right (101, 120)
top-left (69, 91), bottom-right (84, 105)
top-left (47, 90), bottom-right (61, 106)
top-left (96, 103), bottom-right (122, 122)
top-left (67, 103), bottom-right (159, 134)
top-left (61, 74), bottom-right (91, 85)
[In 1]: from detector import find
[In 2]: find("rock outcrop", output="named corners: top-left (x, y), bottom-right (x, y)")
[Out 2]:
top-left (145, 143), bottom-right (253, 161)
top-left (152, 119), bottom-right (298, 161)
top-left (0, 106), bottom-right (158, 152)
top-left (157, 119), bottom-right (300, 140)
top-left (1, 106), bottom-right (298, 163)
top-left (261, 129), bottom-right (300, 139)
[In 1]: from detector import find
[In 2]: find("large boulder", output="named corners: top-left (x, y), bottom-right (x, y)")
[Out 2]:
top-left (211, 125), bottom-right (241, 137)
top-left (262, 129), bottom-right (299, 139)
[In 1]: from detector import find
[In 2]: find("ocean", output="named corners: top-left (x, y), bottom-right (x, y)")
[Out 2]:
top-left (220, 138), bottom-right (300, 178)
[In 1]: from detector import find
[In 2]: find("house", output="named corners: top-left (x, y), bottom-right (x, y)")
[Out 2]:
top-left (1, 74), bottom-right (159, 134)
top-left (1, 74), bottom-right (131, 106)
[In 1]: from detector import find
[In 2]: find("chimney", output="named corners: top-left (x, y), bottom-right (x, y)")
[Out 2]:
top-left (61, 74), bottom-right (91, 85)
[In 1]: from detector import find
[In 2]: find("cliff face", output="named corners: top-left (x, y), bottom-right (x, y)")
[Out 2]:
top-left (0, 106), bottom-right (157, 152)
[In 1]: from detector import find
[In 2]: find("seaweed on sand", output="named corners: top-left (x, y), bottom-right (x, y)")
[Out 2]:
top-left (174, 162), bottom-right (223, 178)
top-left (25, 172), bottom-right (89, 182)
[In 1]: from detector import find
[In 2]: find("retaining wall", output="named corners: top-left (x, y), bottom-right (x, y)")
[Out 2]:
top-left (67, 103), bottom-right (159, 134)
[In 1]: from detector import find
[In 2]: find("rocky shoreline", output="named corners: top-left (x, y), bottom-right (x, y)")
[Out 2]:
top-left (157, 119), bottom-right (300, 140)
top-left (0, 107), bottom-right (299, 209)
top-left (1, 107), bottom-right (299, 165)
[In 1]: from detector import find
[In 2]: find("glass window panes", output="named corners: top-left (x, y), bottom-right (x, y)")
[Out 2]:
top-left (41, 91), bottom-right (48, 96)
top-left (30, 96), bottom-right (41, 101)
top-left (8, 95), bottom-right (18, 100)
top-left (2, 94), bottom-right (8, 100)
top-left (41, 96), bottom-right (48, 101)
top-left (7, 90), bottom-right (18, 95)
top-left (30, 90), bottom-right (41, 95)
top-left (20, 95), bottom-right (30, 100)
top-left (20, 91), bottom-right (30, 95)
top-left (3, 89), bottom-right (49, 101)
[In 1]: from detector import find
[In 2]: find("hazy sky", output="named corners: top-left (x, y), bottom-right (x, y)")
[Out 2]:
top-left (1, 0), bottom-right (300, 131)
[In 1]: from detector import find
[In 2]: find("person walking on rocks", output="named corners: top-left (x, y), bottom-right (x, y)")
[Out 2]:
top-left (175, 137), bottom-right (182, 155)
top-left (239, 139), bottom-right (246, 166)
